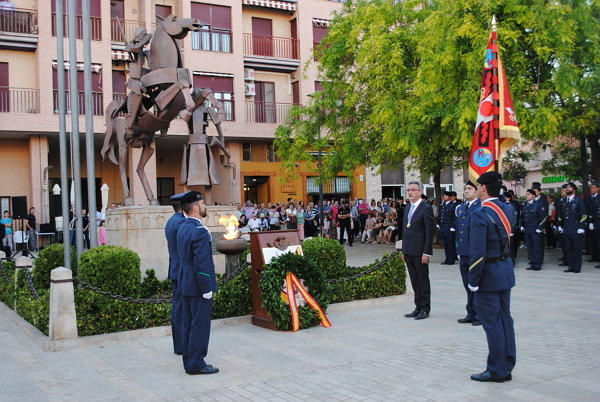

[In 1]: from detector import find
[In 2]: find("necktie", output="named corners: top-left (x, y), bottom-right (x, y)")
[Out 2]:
top-left (408, 203), bottom-right (416, 222)
top-left (465, 202), bottom-right (470, 213)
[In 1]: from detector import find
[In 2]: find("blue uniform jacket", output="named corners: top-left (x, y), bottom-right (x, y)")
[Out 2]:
top-left (521, 200), bottom-right (546, 233)
top-left (165, 211), bottom-right (187, 281)
top-left (176, 218), bottom-right (218, 296)
top-left (439, 201), bottom-right (456, 228)
top-left (468, 199), bottom-right (516, 292)
top-left (455, 199), bottom-right (481, 257)
top-left (586, 194), bottom-right (600, 225)
top-left (560, 196), bottom-right (587, 235)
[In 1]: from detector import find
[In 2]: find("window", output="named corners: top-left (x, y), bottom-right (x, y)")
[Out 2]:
top-left (193, 74), bottom-right (234, 121)
top-left (306, 176), bottom-right (351, 195)
top-left (243, 143), bottom-right (252, 162)
top-left (191, 3), bottom-right (232, 52)
top-left (157, 178), bottom-right (174, 206)
top-left (52, 65), bottom-right (103, 116)
top-left (267, 144), bottom-right (278, 162)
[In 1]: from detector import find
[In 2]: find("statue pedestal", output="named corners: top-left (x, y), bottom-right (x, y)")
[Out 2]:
top-left (105, 205), bottom-right (238, 280)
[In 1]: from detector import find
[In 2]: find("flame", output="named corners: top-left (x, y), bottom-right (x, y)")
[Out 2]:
top-left (219, 215), bottom-right (239, 240)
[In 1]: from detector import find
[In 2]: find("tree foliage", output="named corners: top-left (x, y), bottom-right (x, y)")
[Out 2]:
top-left (274, 0), bottom-right (600, 191)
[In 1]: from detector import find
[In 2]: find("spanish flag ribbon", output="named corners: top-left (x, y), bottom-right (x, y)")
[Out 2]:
top-left (284, 271), bottom-right (332, 332)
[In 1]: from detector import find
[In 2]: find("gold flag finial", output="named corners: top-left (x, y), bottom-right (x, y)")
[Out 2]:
top-left (491, 15), bottom-right (498, 32)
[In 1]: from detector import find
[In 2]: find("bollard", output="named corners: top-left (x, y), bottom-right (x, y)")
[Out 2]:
top-left (49, 267), bottom-right (78, 340)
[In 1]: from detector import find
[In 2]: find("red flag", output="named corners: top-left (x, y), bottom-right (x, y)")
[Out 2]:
top-left (469, 19), bottom-right (520, 183)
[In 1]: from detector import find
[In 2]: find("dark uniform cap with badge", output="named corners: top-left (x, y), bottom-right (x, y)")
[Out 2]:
top-left (561, 183), bottom-right (568, 189)
top-left (476, 171), bottom-right (503, 185)
top-left (180, 191), bottom-right (203, 205)
top-left (567, 182), bottom-right (577, 191)
top-left (170, 191), bottom-right (189, 201)
top-left (526, 189), bottom-right (536, 195)
top-left (444, 191), bottom-right (453, 197)
top-left (590, 181), bottom-right (599, 188)
top-left (465, 180), bottom-right (478, 189)
top-left (532, 182), bottom-right (542, 191)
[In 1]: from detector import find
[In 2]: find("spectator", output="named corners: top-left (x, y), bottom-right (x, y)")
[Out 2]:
top-left (1, 210), bottom-right (13, 252)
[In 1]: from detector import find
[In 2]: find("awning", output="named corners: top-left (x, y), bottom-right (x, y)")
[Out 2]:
top-left (111, 50), bottom-right (131, 61)
top-left (312, 18), bottom-right (331, 28)
top-left (52, 61), bottom-right (102, 73)
top-left (242, 0), bottom-right (296, 11)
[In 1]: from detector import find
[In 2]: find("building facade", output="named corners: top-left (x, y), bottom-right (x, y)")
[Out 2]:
top-left (0, 0), bottom-right (368, 225)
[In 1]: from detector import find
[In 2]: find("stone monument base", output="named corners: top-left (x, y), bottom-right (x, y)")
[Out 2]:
top-left (105, 205), bottom-right (238, 280)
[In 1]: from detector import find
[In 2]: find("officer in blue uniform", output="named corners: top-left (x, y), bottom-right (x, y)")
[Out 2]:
top-left (176, 191), bottom-right (219, 375)
top-left (505, 190), bottom-right (521, 265)
top-left (532, 182), bottom-right (548, 265)
top-left (521, 189), bottom-right (545, 271)
top-left (558, 182), bottom-right (587, 273)
top-left (455, 180), bottom-right (481, 326)
top-left (556, 184), bottom-right (569, 266)
top-left (165, 192), bottom-right (188, 355)
top-left (439, 191), bottom-right (457, 265)
top-left (586, 181), bottom-right (600, 266)
top-left (468, 171), bottom-right (516, 383)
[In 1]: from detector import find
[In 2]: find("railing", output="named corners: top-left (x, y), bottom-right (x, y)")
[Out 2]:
top-left (210, 98), bottom-right (234, 121)
top-left (245, 101), bottom-right (297, 124)
top-left (0, 8), bottom-right (38, 34)
top-left (111, 18), bottom-right (145, 43)
top-left (0, 87), bottom-right (40, 113)
top-left (51, 12), bottom-right (102, 41)
top-left (53, 90), bottom-right (104, 116)
top-left (243, 33), bottom-right (299, 59)
top-left (191, 29), bottom-right (232, 53)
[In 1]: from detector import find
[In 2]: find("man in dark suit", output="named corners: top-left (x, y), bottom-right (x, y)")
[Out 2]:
top-left (455, 181), bottom-right (481, 326)
top-left (585, 182), bottom-right (600, 266)
top-left (558, 182), bottom-right (587, 273)
top-left (439, 191), bottom-right (457, 265)
top-left (164, 192), bottom-right (188, 356)
top-left (505, 190), bottom-right (521, 265)
top-left (468, 171), bottom-right (516, 383)
top-left (531, 182), bottom-right (548, 265)
top-left (402, 181), bottom-right (435, 320)
top-left (177, 191), bottom-right (219, 375)
top-left (521, 189), bottom-right (545, 271)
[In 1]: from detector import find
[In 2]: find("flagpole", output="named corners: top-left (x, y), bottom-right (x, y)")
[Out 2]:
top-left (491, 16), bottom-right (500, 172)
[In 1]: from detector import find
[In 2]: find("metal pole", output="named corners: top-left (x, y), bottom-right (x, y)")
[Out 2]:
top-left (318, 129), bottom-right (324, 237)
top-left (67, 0), bottom-right (84, 257)
top-left (82, 0), bottom-right (97, 248)
top-left (55, 0), bottom-right (71, 270)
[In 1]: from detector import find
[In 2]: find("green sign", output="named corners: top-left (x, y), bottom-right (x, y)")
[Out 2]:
top-left (542, 175), bottom-right (567, 183)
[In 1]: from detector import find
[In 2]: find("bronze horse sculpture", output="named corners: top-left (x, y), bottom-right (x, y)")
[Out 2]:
top-left (102, 15), bottom-right (231, 205)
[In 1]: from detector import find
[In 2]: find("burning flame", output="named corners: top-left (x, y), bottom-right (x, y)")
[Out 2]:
top-left (219, 215), bottom-right (239, 240)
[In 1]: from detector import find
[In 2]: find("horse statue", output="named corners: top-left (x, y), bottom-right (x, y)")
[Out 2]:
top-left (101, 15), bottom-right (231, 206)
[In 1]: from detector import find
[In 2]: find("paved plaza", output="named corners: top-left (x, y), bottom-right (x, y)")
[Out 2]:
top-left (1, 244), bottom-right (599, 401)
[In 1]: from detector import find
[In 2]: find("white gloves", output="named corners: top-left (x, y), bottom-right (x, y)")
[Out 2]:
top-left (520, 226), bottom-right (525, 232)
top-left (535, 229), bottom-right (542, 233)
top-left (450, 228), bottom-right (456, 232)
top-left (577, 229), bottom-right (585, 235)
top-left (468, 284), bottom-right (479, 292)
top-left (203, 291), bottom-right (213, 299)
top-left (590, 223), bottom-right (595, 230)
top-left (436, 225), bottom-right (440, 229)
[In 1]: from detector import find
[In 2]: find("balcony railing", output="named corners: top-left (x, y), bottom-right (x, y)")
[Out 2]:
top-left (0, 87), bottom-right (40, 113)
top-left (51, 12), bottom-right (102, 41)
top-left (243, 34), bottom-right (299, 59)
top-left (191, 29), bottom-right (232, 53)
top-left (0, 8), bottom-right (38, 34)
top-left (111, 18), bottom-right (145, 43)
top-left (53, 90), bottom-right (104, 116)
top-left (245, 101), bottom-right (297, 124)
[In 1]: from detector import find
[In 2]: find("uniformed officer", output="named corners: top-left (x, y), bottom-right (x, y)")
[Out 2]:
top-left (521, 189), bottom-right (545, 271)
top-left (176, 191), bottom-right (219, 375)
top-left (455, 180), bottom-right (481, 326)
top-left (164, 192), bottom-right (188, 355)
top-left (505, 190), bottom-right (521, 265)
top-left (586, 181), bottom-right (600, 266)
top-left (558, 182), bottom-right (587, 273)
top-left (556, 184), bottom-right (569, 266)
top-left (531, 182), bottom-right (548, 265)
top-left (468, 171), bottom-right (516, 383)
top-left (439, 191), bottom-right (457, 265)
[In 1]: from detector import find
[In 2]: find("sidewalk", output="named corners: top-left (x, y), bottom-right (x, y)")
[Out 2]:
top-left (1, 243), bottom-right (599, 401)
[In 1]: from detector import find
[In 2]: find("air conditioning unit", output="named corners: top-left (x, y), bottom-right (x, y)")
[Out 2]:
top-left (244, 83), bottom-right (256, 96)
top-left (244, 68), bottom-right (255, 81)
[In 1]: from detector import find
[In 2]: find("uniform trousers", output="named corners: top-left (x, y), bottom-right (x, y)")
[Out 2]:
top-left (524, 232), bottom-right (543, 268)
top-left (458, 257), bottom-right (477, 320)
top-left (563, 233), bottom-right (583, 271)
top-left (338, 220), bottom-right (353, 245)
top-left (404, 255), bottom-right (430, 312)
top-left (440, 226), bottom-right (456, 263)
top-left (171, 280), bottom-right (183, 355)
top-left (474, 290), bottom-right (516, 378)
top-left (591, 229), bottom-right (600, 261)
top-left (181, 295), bottom-right (213, 372)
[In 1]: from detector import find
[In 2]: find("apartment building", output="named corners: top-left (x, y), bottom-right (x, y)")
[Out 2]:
top-left (0, 0), bottom-right (367, 224)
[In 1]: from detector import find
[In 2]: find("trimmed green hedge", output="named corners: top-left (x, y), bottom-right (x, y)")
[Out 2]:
top-left (78, 246), bottom-right (141, 296)
top-left (301, 237), bottom-right (347, 278)
top-left (33, 243), bottom-right (78, 290)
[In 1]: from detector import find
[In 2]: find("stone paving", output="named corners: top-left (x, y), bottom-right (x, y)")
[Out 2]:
top-left (1, 243), bottom-right (599, 401)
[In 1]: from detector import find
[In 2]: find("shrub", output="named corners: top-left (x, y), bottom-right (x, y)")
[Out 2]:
top-left (0, 261), bottom-right (16, 307)
top-left (140, 269), bottom-right (171, 298)
top-left (15, 288), bottom-right (49, 335)
top-left (33, 243), bottom-right (78, 290)
top-left (213, 264), bottom-right (252, 319)
top-left (301, 237), bottom-right (346, 279)
top-left (78, 246), bottom-right (141, 297)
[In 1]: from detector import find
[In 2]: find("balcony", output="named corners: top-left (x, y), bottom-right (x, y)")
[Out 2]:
top-left (111, 18), bottom-right (145, 44)
top-left (0, 87), bottom-right (40, 113)
top-left (53, 90), bottom-right (104, 116)
top-left (51, 12), bottom-right (102, 41)
top-left (191, 29), bottom-right (232, 53)
top-left (245, 101), bottom-right (297, 124)
top-left (243, 33), bottom-right (300, 73)
top-left (0, 8), bottom-right (38, 51)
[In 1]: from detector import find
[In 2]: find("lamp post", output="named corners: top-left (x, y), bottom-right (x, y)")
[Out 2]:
top-left (318, 146), bottom-right (324, 237)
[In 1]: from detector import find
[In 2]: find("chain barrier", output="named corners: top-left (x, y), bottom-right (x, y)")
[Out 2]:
top-left (218, 261), bottom-right (250, 287)
top-left (0, 262), bottom-right (10, 285)
top-left (22, 267), bottom-right (40, 299)
top-left (325, 250), bottom-right (401, 284)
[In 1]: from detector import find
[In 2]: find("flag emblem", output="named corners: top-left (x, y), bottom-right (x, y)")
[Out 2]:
top-left (473, 148), bottom-right (493, 168)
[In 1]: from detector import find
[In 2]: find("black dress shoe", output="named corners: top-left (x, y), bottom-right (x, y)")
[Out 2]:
top-left (596, 265), bottom-right (600, 268)
top-left (564, 269), bottom-right (573, 272)
top-left (175, 351), bottom-right (183, 356)
top-left (572, 270), bottom-right (580, 273)
top-left (470, 370), bottom-right (511, 382)
top-left (414, 310), bottom-right (429, 320)
top-left (532, 268), bottom-right (541, 271)
top-left (558, 263), bottom-right (568, 266)
top-left (441, 262), bottom-right (449, 265)
top-left (457, 317), bottom-right (474, 324)
top-left (404, 309), bottom-right (420, 318)
top-left (446, 262), bottom-right (455, 266)
top-left (471, 320), bottom-right (482, 326)
top-left (526, 266), bottom-right (535, 270)
top-left (186, 365), bottom-right (219, 375)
